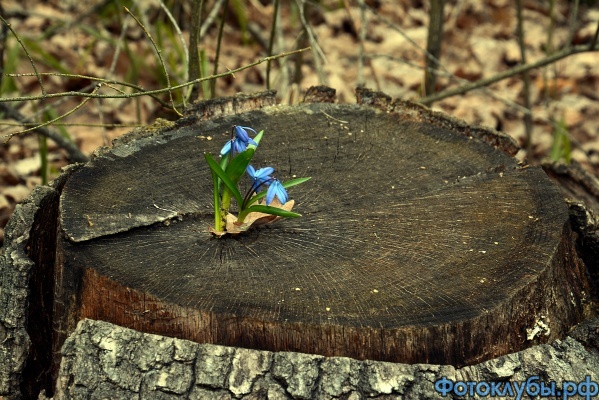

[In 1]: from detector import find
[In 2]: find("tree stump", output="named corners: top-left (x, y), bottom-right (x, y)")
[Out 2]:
top-left (0, 88), bottom-right (594, 398)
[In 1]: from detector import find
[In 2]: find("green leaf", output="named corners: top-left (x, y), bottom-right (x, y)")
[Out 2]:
top-left (221, 147), bottom-right (255, 210)
top-left (550, 116), bottom-right (571, 164)
top-left (247, 130), bottom-right (264, 149)
top-left (226, 147), bottom-right (255, 184)
top-left (283, 176), bottom-right (311, 188)
top-left (217, 152), bottom-right (230, 194)
top-left (243, 205), bottom-right (302, 219)
top-left (247, 176), bottom-right (311, 206)
top-left (204, 153), bottom-right (243, 207)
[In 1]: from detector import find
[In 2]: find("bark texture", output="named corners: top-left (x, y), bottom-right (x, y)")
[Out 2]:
top-left (53, 318), bottom-right (599, 399)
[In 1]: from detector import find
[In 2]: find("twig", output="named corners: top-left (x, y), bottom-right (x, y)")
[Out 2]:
top-left (591, 20), bottom-right (599, 50)
top-left (211, 0), bottom-right (229, 98)
top-left (188, 0), bottom-right (205, 102)
top-left (0, 2), bottom-right (7, 91)
top-left (158, 0), bottom-right (189, 69)
top-left (424, 0), bottom-right (445, 96)
top-left (516, 0), bottom-right (533, 153)
top-left (0, 14), bottom-right (46, 96)
top-left (0, 103), bottom-right (88, 162)
top-left (266, 0), bottom-right (280, 90)
top-left (275, 7), bottom-right (291, 101)
top-left (371, 54), bottom-right (585, 154)
top-left (1, 121), bottom-right (141, 128)
top-left (247, 21), bottom-right (270, 50)
top-left (6, 72), bottom-right (171, 108)
top-left (124, 6), bottom-right (181, 117)
top-left (419, 44), bottom-right (599, 105)
top-left (5, 84), bottom-right (103, 140)
top-left (108, 0), bottom-right (132, 81)
top-left (543, 0), bottom-right (556, 102)
top-left (0, 48), bottom-right (311, 103)
top-left (295, 0), bottom-right (328, 85)
top-left (365, 3), bottom-right (449, 79)
top-left (200, 0), bottom-right (225, 38)
top-left (357, 0), bottom-right (367, 86)
top-left (566, 0), bottom-right (580, 47)
top-left (157, 0), bottom-right (189, 108)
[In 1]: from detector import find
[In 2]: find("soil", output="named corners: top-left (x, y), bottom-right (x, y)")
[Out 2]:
top-left (1, 0), bottom-right (598, 245)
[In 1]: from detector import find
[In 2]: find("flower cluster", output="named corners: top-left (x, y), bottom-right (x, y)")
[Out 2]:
top-left (204, 126), bottom-right (310, 236)
top-left (220, 126), bottom-right (258, 156)
top-left (246, 165), bottom-right (288, 205)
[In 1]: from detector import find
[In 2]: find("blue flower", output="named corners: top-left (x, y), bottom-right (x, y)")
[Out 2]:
top-left (220, 126), bottom-right (259, 156)
top-left (265, 179), bottom-right (288, 205)
top-left (247, 165), bottom-right (274, 188)
top-left (220, 138), bottom-right (247, 156)
top-left (234, 126), bottom-right (258, 146)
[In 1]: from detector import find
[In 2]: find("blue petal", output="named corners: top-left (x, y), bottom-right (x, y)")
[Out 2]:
top-left (239, 126), bottom-right (257, 135)
top-left (234, 126), bottom-right (250, 142)
top-left (246, 164), bottom-right (256, 178)
top-left (235, 126), bottom-right (258, 146)
top-left (265, 184), bottom-right (276, 205)
top-left (220, 140), bottom-right (232, 156)
top-left (274, 181), bottom-right (288, 204)
top-left (266, 180), bottom-right (288, 205)
top-left (233, 138), bottom-right (247, 153)
top-left (254, 167), bottom-right (274, 180)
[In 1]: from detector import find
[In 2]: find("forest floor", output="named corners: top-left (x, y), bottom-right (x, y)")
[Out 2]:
top-left (1, 0), bottom-right (598, 245)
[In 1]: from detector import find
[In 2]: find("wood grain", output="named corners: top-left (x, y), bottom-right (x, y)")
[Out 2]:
top-left (54, 101), bottom-right (590, 367)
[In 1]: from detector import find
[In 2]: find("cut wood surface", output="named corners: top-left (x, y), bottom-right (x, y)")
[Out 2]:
top-left (0, 89), bottom-right (595, 399)
top-left (54, 89), bottom-right (590, 369)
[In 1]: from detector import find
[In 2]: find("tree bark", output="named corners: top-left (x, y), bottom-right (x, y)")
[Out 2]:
top-left (0, 88), bottom-right (596, 399)
top-left (53, 318), bottom-right (599, 399)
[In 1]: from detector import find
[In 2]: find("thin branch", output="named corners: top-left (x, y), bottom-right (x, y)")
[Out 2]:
top-left (0, 2), bottom-right (7, 91)
top-left (0, 47), bottom-right (311, 103)
top-left (188, 0), bottom-right (204, 102)
top-left (211, 0), bottom-right (229, 98)
top-left (157, 0), bottom-right (189, 109)
top-left (6, 72), bottom-right (170, 107)
top-left (424, 0), bottom-right (445, 96)
top-left (357, 0), bottom-right (367, 86)
top-left (274, 6), bottom-right (291, 100)
top-left (0, 14), bottom-right (46, 96)
top-left (589, 19), bottom-right (599, 50)
top-left (199, 0), bottom-right (225, 38)
top-left (566, 0), bottom-right (580, 47)
top-left (5, 84), bottom-right (103, 140)
top-left (1, 121), bottom-right (141, 128)
top-left (158, 0), bottom-right (189, 69)
top-left (419, 44), bottom-right (598, 105)
top-left (295, 0), bottom-right (328, 85)
top-left (543, 0), bottom-right (556, 102)
top-left (516, 0), bottom-right (533, 152)
top-left (371, 53), bottom-right (584, 153)
top-left (266, 0), bottom-right (280, 90)
top-left (108, 0), bottom-right (132, 79)
top-left (124, 6), bottom-right (181, 116)
top-left (365, 3), bottom-right (450, 78)
top-left (0, 103), bottom-right (88, 162)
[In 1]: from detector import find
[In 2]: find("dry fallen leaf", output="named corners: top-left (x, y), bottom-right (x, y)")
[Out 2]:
top-left (210, 199), bottom-right (296, 237)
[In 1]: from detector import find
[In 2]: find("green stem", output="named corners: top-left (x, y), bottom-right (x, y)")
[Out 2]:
top-left (211, 168), bottom-right (223, 232)
top-left (222, 189), bottom-right (232, 211)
